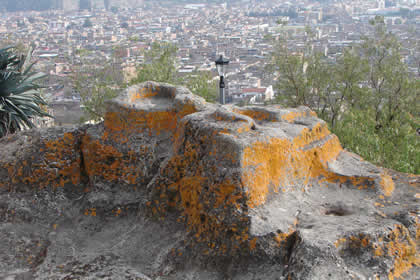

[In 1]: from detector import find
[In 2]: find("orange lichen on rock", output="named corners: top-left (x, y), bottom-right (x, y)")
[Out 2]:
top-left (178, 102), bottom-right (198, 118)
top-left (81, 135), bottom-right (140, 184)
top-left (104, 101), bottom-right (197, 144)
top-left (237, 124), bottom-right (251, 134)
top-left (179, 175), bottom-right (207, 230)
top-left (241, 117), bottom-right (378, 208)
top-left (296, 136), bottom-right (343, 181)
top-left (334, 237), bottom-right (347, 248)
top-left (274, 228), bottom-right (296, 247)
top-left (374, 243), bottom-right (384, 257)
top-left (128, 86), bottom-right (159, 102)
top-left (380, 173), bottom-right (395, 197)
top-left (385, 225), bottom-right (419, 280)
top-left (44, 133), bottom-right (82, 186)
top-left (149, 132), bottom-right (256, 255)
top-left (242, 137), bottom-right (290, 207)
top-left (249, 237), bottom-right (258, 251)
top-left (335, 225), bottom-right (419, 280)
top-left (242, 123), bottom-right (344, 208)
top-left (280, 110), bottom-right (316, 123)
top-left (84, 208), bottom-right (97, 216)
top-left (104, 110), bottom-right (178, 139)
top-left (213, 180), bottom-right (242, 209)
top-left (350, 234), bottom-right (370, 248)
top-left (3, 132), bottom-right (82, 190)
top-left (234, 107), bottom-right (317, 123)
top-left (178, 174), bottom-right (251, 253)
top-left (292, 122), bottom-right (331, 148)
top-left (233, 109), bottom-right (271, 122)
top-left (112, 208), bottom-right (123, 217)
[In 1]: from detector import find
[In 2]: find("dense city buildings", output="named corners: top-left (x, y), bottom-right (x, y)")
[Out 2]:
top-left (1, 0), bottom-right (419, 125)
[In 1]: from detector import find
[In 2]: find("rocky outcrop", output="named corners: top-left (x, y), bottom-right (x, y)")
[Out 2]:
top-left (0, 82), bottom-right (418, 279)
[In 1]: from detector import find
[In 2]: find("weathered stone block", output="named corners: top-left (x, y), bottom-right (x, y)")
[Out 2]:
top-left (0, 82), bottom-right (418, 280)
top-left (0, 127), bottom-right (84, 192)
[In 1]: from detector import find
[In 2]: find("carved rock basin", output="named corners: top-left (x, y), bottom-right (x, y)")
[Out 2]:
top-left (0, 82), bottom-right (418, 280)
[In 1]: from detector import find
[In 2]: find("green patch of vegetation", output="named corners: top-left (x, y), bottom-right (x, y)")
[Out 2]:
top-left (130, 41), bottom-right (218, 102)
top-left (268, 16), bottom-right (419, 174)
top-left (331, 109), bottom-right (419, 174)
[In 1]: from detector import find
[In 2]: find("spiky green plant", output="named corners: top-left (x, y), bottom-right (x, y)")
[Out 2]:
top-left (0, 46), bottom-right (50, 138)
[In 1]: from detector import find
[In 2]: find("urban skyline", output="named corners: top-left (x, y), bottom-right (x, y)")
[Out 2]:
top-left (1, 0), bottom-right (419, 125)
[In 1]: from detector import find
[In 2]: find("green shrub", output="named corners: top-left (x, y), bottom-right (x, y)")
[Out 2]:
top-left (0, 46), bottom-right (50, 137)
top-left (331, 109), bottom-right (419, 174)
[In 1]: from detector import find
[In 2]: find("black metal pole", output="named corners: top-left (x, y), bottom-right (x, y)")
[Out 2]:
top-left (219, 75), bottom-right (225, 105)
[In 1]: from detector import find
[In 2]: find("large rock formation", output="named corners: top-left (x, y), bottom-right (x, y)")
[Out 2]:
top-left (0, 82), bottom-right (418, 279)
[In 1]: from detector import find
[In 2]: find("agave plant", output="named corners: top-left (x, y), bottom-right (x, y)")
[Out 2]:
top-left (0, 45), bottom-right (50, 138)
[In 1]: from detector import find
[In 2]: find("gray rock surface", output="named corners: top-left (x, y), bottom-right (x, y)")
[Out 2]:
top-left (0, 82), bottom-right (418, 279)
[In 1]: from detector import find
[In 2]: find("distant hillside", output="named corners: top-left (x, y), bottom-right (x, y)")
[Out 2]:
top-left (0, 0), bottom-right (145, 12)
top-left (1, 0), bottom-right (57, 11)
top-left (0, 0), bottom-right (242, 12)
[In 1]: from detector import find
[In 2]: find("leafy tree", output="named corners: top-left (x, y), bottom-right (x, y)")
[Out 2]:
top-left (332, 108), bottom-right (419, 174)
top-left (0, 46), bottom-right (50, 138)
top-left (72, 56), bottom-right (125, 123)
top-left (183, 71), bottom-right (218, 103)
top-left (336, 22), bottom-right (419, 173)
top-left (270, 33), bottom-right (331, 111)
top-left (323, 49), bottom-right (369, 128)
top-left (131, 42), bottom-right (219, 102)
top-left (76, 41), bottom-right (219, 122)
top-left (131, 42), bottom-right (179, 85)
top-left (407, 26), bottom-right (420, 76)
top-left (334, 49), bottom-right (369, 109)
top-left (270, 42), bottom-right (310, 107)
top-left (361, 17), bottom-right (418, 131)
top-left (267, 20), bottom-right (420, 173)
